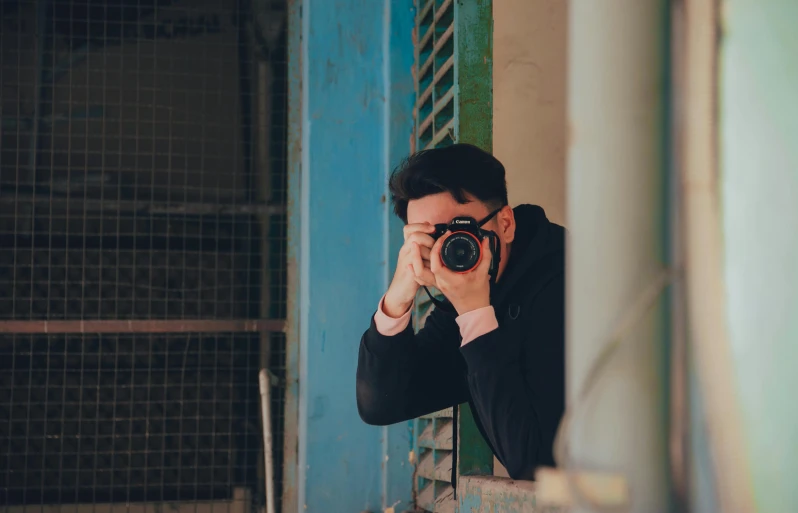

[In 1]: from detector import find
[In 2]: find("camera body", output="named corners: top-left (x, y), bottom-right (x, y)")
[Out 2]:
top-left (432, 216), bottom-right (501, 278)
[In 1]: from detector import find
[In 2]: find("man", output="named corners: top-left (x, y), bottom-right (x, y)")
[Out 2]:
top-left (356, 143), bottom-right (565, 481)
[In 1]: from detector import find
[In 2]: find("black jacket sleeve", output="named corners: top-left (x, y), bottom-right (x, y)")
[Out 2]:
top-left (459, 274), bottom-right (565, 480)
top-left (356, 304), bottom-right (470, 426)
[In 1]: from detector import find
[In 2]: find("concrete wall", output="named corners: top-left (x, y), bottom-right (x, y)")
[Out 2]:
top-left (567, 2), bottom-right (670, 512)
top-left (493, 0), bottom-right (569, 227)
top-left (492, 0), bottom-right (569, 477)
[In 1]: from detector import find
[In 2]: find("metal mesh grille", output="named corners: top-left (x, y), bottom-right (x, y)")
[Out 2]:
top-left (412, 1), bottom-right (456, 511)
top-left (0, 0), bottom-right (289, 510)
top-left (413, 0), bottom-right (455, 153)
top-left (0, 332), bottom-right (260, 504)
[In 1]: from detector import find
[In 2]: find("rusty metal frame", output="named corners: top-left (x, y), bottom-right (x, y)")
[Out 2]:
top-left (1, 196), bottom-right (286, 216)
top-left (0, 319), bottom-right (286, 334)
top-left (279, 1), bottom-right (302, 512)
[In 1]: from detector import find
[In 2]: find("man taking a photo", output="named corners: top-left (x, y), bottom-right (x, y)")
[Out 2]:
top-left (356, 143), bottom-right (565, 481)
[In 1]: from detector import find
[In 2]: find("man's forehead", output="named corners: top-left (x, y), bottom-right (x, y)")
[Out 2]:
top-left (406, 196), bottom-right (489, 224)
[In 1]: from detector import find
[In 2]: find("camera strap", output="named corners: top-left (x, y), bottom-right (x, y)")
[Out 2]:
top-left (486, 231), bottom-right (502, 282)
top-left (479, 208), bottom-right (502, 281)
top-left (422, 285), bottom-right (455, 314)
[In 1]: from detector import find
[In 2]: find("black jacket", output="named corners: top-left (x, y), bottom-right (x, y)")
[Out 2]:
top-left (356, 204), bottom-right (565, 481)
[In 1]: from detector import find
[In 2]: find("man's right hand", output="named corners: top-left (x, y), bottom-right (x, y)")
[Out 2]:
top-left (383, 222), bottom-right (437, 318)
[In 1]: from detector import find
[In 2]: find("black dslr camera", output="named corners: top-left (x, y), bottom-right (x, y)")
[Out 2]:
top-left (432, 215), bottom-right (502, 280)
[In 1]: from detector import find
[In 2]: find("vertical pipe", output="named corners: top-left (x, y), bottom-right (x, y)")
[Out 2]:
top-left (255, 56), bottom-right (274, 509)
top-left (259, 370), bottom-right (276, 513)
top-left (668, 1), bottom-right (691, 509)
top-left (566, 2), bottom-right (670, 512)
top-left (679, 1), bottom-right (757, 511)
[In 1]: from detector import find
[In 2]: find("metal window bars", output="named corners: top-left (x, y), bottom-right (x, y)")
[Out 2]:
top-left (0, 0), bottom-right (289, 511)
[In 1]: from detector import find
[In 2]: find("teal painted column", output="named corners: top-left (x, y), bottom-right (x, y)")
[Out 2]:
top-left (720, 2), bottom-right (798, 511)
top-left (291, 1), bottom-right (415, 511)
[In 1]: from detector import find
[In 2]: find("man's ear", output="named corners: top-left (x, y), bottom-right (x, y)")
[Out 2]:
top-left (498, 205), bottom-right (516, 243)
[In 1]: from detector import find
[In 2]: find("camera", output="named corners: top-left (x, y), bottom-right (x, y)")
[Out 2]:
top-left (432, 216), bottom-right (501, 278)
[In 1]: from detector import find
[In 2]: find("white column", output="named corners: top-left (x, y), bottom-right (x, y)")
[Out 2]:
top-left (566, 2), bottom-right (669, 512)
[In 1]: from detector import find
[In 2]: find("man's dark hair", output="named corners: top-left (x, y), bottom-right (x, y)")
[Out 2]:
top-left (389, 143), bottom-right (509, 223)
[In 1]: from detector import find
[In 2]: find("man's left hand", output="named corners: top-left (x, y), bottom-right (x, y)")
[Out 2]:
top-left (430, 234), bottom-right (493, 316)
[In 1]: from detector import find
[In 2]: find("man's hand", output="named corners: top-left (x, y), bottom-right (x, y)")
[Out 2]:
top-left (384, 222), bottom-right (438, 317)
top-left (430, 235), bottom-right (492, 316)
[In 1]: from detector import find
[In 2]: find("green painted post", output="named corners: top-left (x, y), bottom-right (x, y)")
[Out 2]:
top-left (411, 1), bottom-right (494, 511)
top-left (451, 0), bottom-right (495, 484)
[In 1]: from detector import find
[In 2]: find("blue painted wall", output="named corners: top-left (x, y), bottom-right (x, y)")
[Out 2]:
top-left (296, 1), bottom-right (415, 511)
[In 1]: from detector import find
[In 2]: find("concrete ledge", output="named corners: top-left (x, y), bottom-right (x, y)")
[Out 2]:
top-left (458, 476), bottom-right (560, 513)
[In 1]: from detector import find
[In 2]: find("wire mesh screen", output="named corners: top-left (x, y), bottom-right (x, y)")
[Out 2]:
top-left (0, 332), bottom-right (260, 504)
top-left (0, 0), bottom-right (289, 510)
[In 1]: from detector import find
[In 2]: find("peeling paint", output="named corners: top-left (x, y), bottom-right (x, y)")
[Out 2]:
top-left (458, 475), bottom-right (556, 513)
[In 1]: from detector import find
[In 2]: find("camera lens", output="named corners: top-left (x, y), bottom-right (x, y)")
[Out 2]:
top-left (441, 233), bottom-right (481, 272)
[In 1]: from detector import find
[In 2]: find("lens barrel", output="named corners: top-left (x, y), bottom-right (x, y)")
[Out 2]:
top-left (440, 232), bottom-right (481, 272)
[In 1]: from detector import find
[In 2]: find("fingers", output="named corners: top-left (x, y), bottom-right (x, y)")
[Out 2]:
top-left (418, 244), bottom-right (431, 262)
top-left (410, 242), bottom-right (425, 278)
top-left (403, 222), bottom-right (435, 241)
top-left (405, 231), bottom-right (436, 249)
top-left (413, 267), bottom-right (436, 286)
top-left (410, 243), bottom-right (436, 285)
top-left (414, 275), bottom-right (436, 288)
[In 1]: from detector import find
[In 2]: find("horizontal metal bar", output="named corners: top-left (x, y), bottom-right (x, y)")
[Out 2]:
top-left (418, 419), bottom-right (454, 450)
top-left (417, 0), bottom-right (453, 48)
top-left (417, 55), bottom-right (455, 111)
top-left (435, 494), bottom-right (455, 513)
top-left (418, 482), bottom-right (455, 513)
top-left (418, 24), bottom-right (454, 80)
top-left (418, 482), bottom-right (436, 513)
top-left (436, 0), bottom-right (453, 19)
top-left (1, 196), bottom-right (285, 216)
top-left (418, 18), bottom-right (435, 52)
top-left (427, 0), bottom-right (454, 49)
top-left (416, 0), bottom-right (452, 34)
top-left (416, 0), bottom-right (435, 26)
top-left (0, 319), bottom-right (286, 334)
top-left (417, 449), bottom-right (453, 482)
top-left (425, 118), bottom-right (455, 150)
top-left (418, 86), bottom-right (455, 137)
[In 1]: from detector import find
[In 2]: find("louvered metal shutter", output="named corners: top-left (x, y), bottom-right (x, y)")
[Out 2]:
top-left (411, 1), bottom-right (494, 512)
